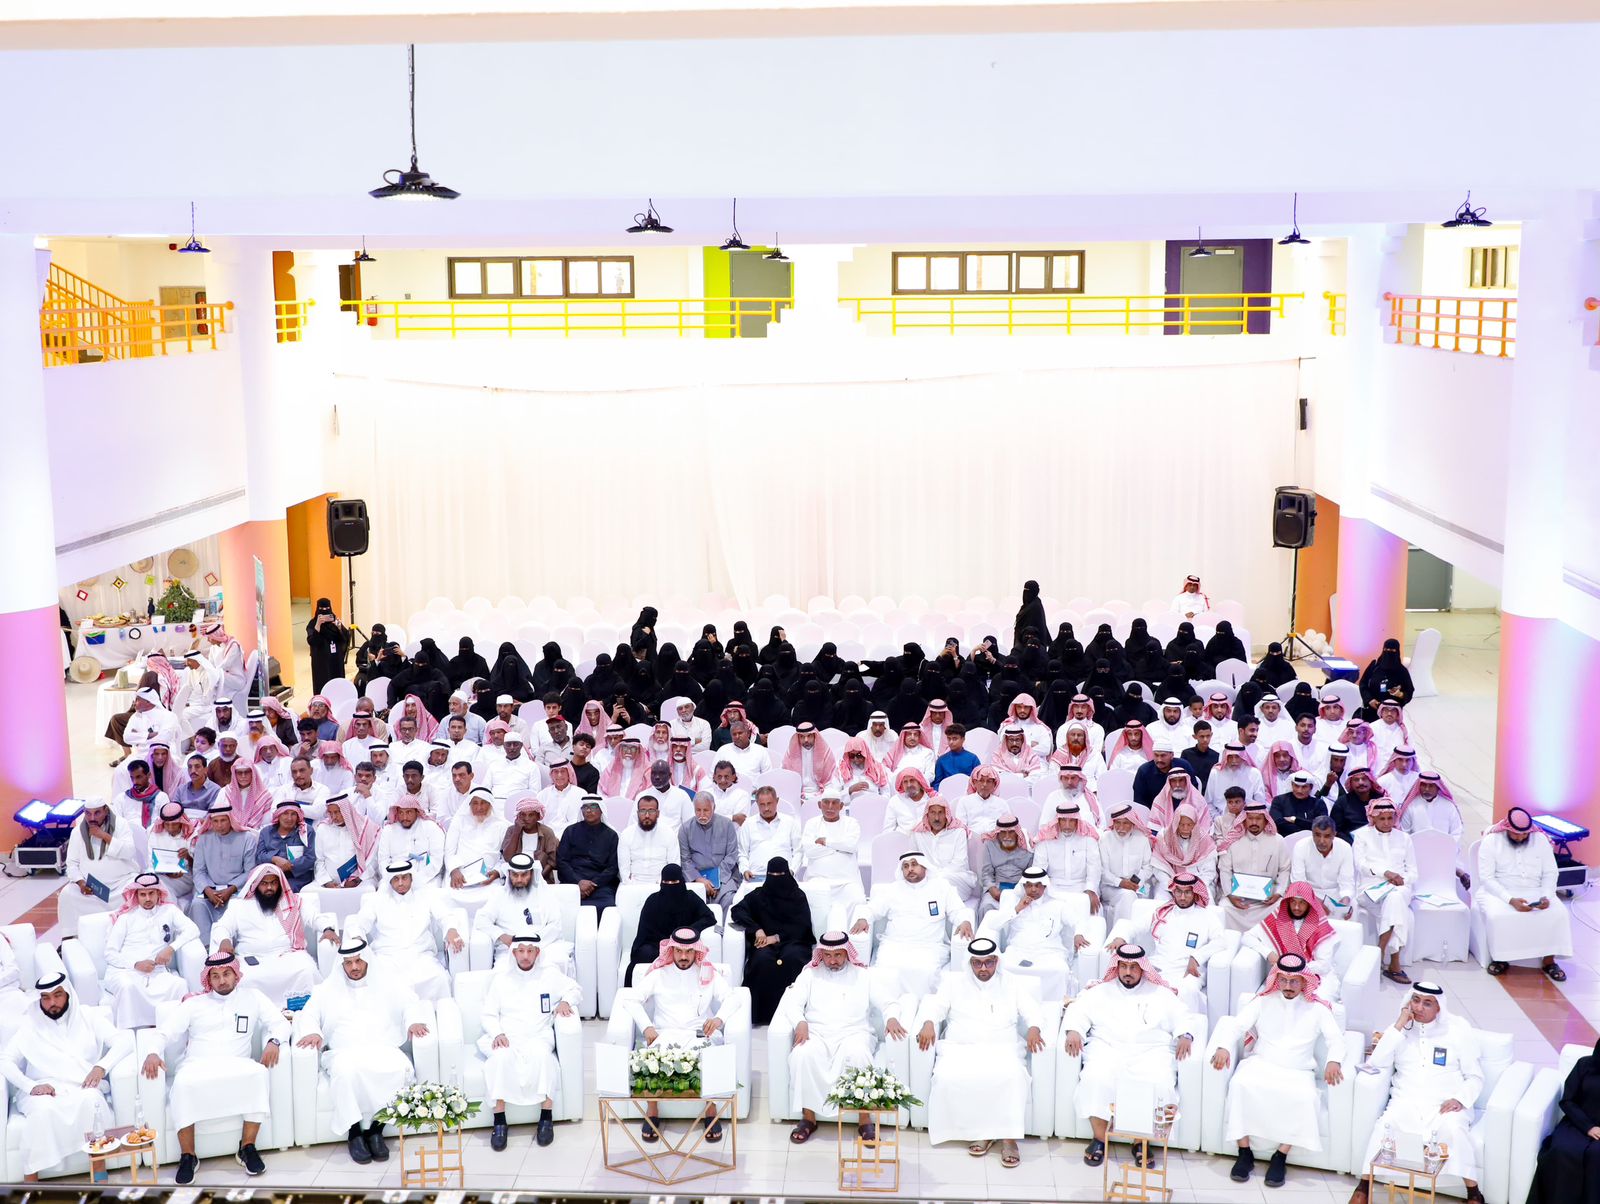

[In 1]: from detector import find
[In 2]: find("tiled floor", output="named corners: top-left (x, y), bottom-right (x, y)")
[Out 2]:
top-left (18, 607), bottom-right (1599, 1197)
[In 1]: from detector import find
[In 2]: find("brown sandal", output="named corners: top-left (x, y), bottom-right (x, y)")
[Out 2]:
top-left (967, 1141), bottom-right (993, 1157)
top-left (1000, 1140), bottom-right (1020, 1167)
top-left (790, 1119), bottom-right (819, 1144)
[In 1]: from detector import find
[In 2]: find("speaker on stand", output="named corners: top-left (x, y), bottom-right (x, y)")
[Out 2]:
top-left (1272, 487), bottom-right (1321, 660)
top-left (327, 500), bottom-right (370, 640)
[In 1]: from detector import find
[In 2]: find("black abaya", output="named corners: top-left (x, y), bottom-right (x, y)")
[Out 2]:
top-left (729, 857), bottom-right (815, 1025)
top-left (447, 637), bottom-right (491, 688)
top-left (626, 864), bottom-right (716, 985)
top-left (1528, 1040), bottom-right (1600, 1204)
top-left (1012, 580), bottom-right (1048, 651)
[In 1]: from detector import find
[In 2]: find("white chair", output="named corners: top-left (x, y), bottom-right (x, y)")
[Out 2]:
top-left (1407, 628), bottom-right (1443, 698)
top-left (1323, 678), bottom-right (1364, 718)
top-left (64, 912), bottom-right (206, 1005)
top-left (962, 728), bottom-right (998, 761)
top-left (1408, 830), bottom-right (1471, 962)
top-left (604, 971), bottom-right (754, 1118)
top-left (905, 970), bottom-right (1060, 1137)
top-left (1054, 1007), bottom-right (1209, 1151)
top-left (465, 882), bottom-right (597, 1013)
top-left (435, 970), bottom-right (584, 1130)
top-left (363, 677), bottom-right (390, 709)
top-left (1098, 769), bottom-right (1136, 805)
top-left (595, 881), bottom-right (720, 1019)
top-left (765, 966), bottom-right (915, 1124)
top-left (1226, 919), bottom-right (1383, 1038)
top-left (131, 1003), bottom-right (295, 1165)
top-left (1509, 1042), bottom-right (1589, 1204)
top-left (320, 679), bottom-right (358, 707)
top-left (1201, 1016), bottom-right (1363, 1173)
top-left (1350, 1031), bottom-right (1531, 1204)
top-left (863, 832), bottom-right (914, 906)
top-left (1089, 898), bottom-right (1240, 1037)
top-left (820, 727), bottom-right (849, 757)
top-left (288, 999), bottom-right (441, 1147)
top-left (304, 885), bottom-right (469, 984)
top-left (754, 766), bottom-right (801, 804)
top-left (937, 772), bottom-right (970, 800)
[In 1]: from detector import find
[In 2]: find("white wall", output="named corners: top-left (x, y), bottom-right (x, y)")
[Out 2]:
top-left (1450, 567), bottom-right (1500, 611)
top-left (47, 239), bottom-right (210, 303)
top-left (1419, 223), bottom-right (1521, 298)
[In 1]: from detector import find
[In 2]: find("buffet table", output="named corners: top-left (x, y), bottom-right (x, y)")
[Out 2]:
top-left (75, 620), bottom-right (199, 671)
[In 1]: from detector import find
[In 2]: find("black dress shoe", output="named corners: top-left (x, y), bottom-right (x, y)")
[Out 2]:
top-left (175, 1153), bottom-right (198, 1185)
top-left (490, 1120), bottom-right (509, 1151)
top-left (536, 1116), bottom-right (554, 1146)
top-left (1231, 1147), bottom-right (1256, 1182)
top-left (347, 1131), bottom-right (373, 1165)
top-left (1083, 1139), bottom-right (1105, 1166)
top-left (365, 1124), bottom-right (389, 1162)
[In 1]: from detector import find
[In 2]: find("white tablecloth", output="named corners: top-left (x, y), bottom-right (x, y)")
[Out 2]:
top-left (75, 621), bottom-right (198, 669)
top-left (95, 682), bottom-right (139, 749)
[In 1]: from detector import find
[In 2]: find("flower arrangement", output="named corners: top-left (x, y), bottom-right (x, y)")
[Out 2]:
top-left (826, 1064), bottom-right (921, 1112)
top-left (629, 1040), bottom-right (706, 1096)
top-left (374, 1082), bottom-right (479, 1131)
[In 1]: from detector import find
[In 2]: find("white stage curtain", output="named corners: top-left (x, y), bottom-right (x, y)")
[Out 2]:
top-left (332, 361), bottom-right (1300, 638)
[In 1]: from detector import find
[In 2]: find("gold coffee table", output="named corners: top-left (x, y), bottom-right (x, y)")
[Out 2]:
top-left (598, 1093), bottom-right (737, 1184)
top-left (1102, 1104), bottom-right (1178, 1202)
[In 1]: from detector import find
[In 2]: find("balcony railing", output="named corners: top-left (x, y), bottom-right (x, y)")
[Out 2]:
top-left (274, 298), bottom-right (315, 343)
top-left (839, 292), bottom-right (1303, 335)
top-left (357, 296), bottom-right (791, 339)
top-left (1385, 291), bottom-right (1515, 357)
top-left (40, 300), bottom-right (234, 367)
top-left (1324, 291), bottom-right (1347, 336)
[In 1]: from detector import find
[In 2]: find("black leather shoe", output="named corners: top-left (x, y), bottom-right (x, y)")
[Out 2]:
top-left (491, 1120), bottom-right (509, 1151)
top-left (536, 1116), bottom-right (554, 1146)
top-left (1083, 1139), bottom-right (1105, 1166)
top-left (175, 1153), bottom-right (198, 1185)
top-left (1231, 1147), bottom-right (1255, 1182)
top-left (365, 1124), bottom-right (389, 1162)
top-left (347, 1131), bottom-right (373, 1165)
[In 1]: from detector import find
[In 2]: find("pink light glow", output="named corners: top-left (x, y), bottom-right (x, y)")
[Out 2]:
top-left (1333, 515), bottom-right (1408, 668)
top-left (0, 604), bottom-right (73, 850)
top-left (1496, 612), bottom-right (1600, 830)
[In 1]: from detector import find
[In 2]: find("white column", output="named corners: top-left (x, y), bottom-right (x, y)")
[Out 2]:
top-left (766, 244), bottom-right (860, 340)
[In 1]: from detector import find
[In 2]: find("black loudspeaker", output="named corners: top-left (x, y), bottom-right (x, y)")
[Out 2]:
top-left (327, 499), bottom-right (370, 557)
top-left (1273, 487), bottom-right (1317, 549)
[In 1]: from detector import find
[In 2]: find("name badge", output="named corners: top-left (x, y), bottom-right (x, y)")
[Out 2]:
top-left (927, 901), bottom-right (940, 917)
top-left (1185, 932), bottom-right (1199, 949)
top-left (235, 1014), bottom-right (250, 1034)
top-left (540, 993), bottom-right (552, 1014)
top-left (1433, 1046), bottom-right (1447, 1067)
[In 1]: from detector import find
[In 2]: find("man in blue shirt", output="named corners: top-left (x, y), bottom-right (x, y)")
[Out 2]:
top-left (932, 724), bottom-right (980, 787)
top-left (253, 800), bottom-right (319, 892)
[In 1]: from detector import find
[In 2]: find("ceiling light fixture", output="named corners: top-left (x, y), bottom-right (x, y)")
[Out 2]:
top-left (369, 45), bottom-right (460, 200)
top-left (626, 199), bottom-right (673, 234)
top-left (764, 235), bottom-right (788, 263)
top-left (354, 237), bottom-right (376, 264)
top-left (1278, 193), bottom-right (1310, 246)
top-left (1442, 190), bottom-right (1492, 228)
top-left (1187, 227), bottom-right (1212, 259)
top-left (177, 202), bottom-right (210, 254)
top-left (718, 199), bottom-right (749, 251)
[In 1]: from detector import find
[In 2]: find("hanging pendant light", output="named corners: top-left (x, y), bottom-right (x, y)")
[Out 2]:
top-left (354, 237), bottom-right (376, 264)
top-left (177, 202), bottom-right (210, 254)
top-left (764, 234), bottom-right (788, 262)
top-left (1278, 193), bottom-right (1310, 246)
top-left (1187, 227), bottom-right (1212, 259)
top-left (370, 45), bottom-right (460, 200)
top-left (626, 199), bottom-right (673, 234)
top-left (1442, 191), bottom-right (1492, 228)
top-left (718, 199), bottom-right (749, 251)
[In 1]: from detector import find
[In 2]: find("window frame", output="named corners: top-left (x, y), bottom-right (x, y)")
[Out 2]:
top-left (447, 254), bottom-right (637, 300)
top-left (1013, 250), bottom-right (1087, 295)
top-left (1467, 245), bottom-right (1518, 291)
top-left (891, 249), bottom-right (1086, 296)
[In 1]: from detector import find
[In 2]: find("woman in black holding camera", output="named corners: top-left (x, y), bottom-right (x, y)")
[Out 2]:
top-left (305, 597), bottom-right (352, 692)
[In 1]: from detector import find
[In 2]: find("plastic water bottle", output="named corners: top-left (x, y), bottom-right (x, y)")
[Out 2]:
top-left (1380, 1123), bottom-right (1396, 1163)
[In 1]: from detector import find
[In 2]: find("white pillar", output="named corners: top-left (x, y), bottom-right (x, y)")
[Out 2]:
top-left (767, 244), bottom-right (860, 340)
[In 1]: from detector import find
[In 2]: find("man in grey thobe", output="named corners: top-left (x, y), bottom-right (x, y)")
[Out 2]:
top-left (679, 792), bottom-right (740, 908)
top-left (188, 800), bottom-right (260, 945)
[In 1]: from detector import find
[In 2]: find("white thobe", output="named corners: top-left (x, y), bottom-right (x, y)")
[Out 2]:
top-left (918, 970), bottom-right (1041, 1145)
top-left (147, 827), bottom-right (195, 906)
top-left (298, 969), bottom-right (425, 1133)
top-left (1218, 832), bottom-right (1289, 931)
top-left (1056, 720), bottom-right (1105, 761)
top-left (1097, 830), bottom-right (1154, 927)
top-left (313, 763), bottom-right (355, 798)
top-left (313, 822), bottom-right (365, 889)
top-left (123, 705), bottom-right (180, 753)
top-left (671, 716), bottom-right (713, 755)
top-left (1151, 839), bottom-right (1219, 901)
top-left (860, 879), bottom-right (972, 996)
top-left (1106, 748), bottom-right (1151, 775)
top-left (992, 891), bottom-right (1080, 998)
top-left (708, 784), bottom-right (753, 822)
top-left (1371, 721), bottom-right (1410, 764)
top-left (1206, 764), bottom-right (1268, 810)
top-left (341, 889), bottom-right (465, 1000)
top-left (1220, 992), bottom-right (1343, 1149)
top-left (342, 735), bottom-right (379, 767)
top-left (429, 783), bottom-right (473, 828)
top-left (1291, 839), bottom-right (1356, 918)
top-left (773, 964), bottom-right (905, 1116)
top-left (210, 897), bottom-right (318, 1003)
top-left (444, 812), bottom-right (509, 889)
top-left (1379, 769), bottom-right (1421, 805)
top-left (1013, 719), bottom-right (1053, 759)
top-left (626, 962), bottom-right (736, 1045)
top-left (1293, 738), bottom-right (1329, 780)
top-left (0, 1000), bottom-right (132, 1175)
top-left (829, 769), bottom-right (886, 801)
top-left (736, 813), bottom-right (803, 885)
top-left (1030, 834), bottom-right (1102, 925)
top-left (1352, 827), bottom-right (1417, 951)
top-left (884, 793), bottom-right (919, 834)
top-left (537, 783), bottom-right (586, 832)
top-left (890, 745), bottom-right (936, 781)
top-left (273, 782), bottom-right (330, 824)
top-left (858, 730), bottom-right (897, 765)
top-left (479, 964), bottom-right (582, 1106)
top-left (471, 884), bottom-right (573, 970)
top-left (1045, 787), bottom-right (1104, 826)
top-left (1361, 1018), bottom-right (1483, 1184)
top-left (720, 741), bottom-right (771, 780)
top-left (60, 823), bottom-right (143, 936)
top-left (1475, 833), bottom-right (1573, 961)
top-left (912, 827), bottom-right (978, 903)
top-left (1401, 798), bottom-right (1463, 842)
top-left (1149, 718), bottom-right (1194, 750)
top-left (1064, 979), bottom-right (1189, 1119)
top-left (799, 816), bottom-right (865, 912)
top-left (1204, 718), bottom-right (1240, 747)
top-left (156, 986), bottom-right (288, 1129)
top-left (1141, 902), bottom-right (1227, 1012)
top-left (619, 823), bottom-right (678, 886)
top-left (1243, 917), bottom-right (1343, 999)
top-left (388, 738), bottom-right (432, 769)
top-left (955, 793), bottom-right (1010, 835)
top-left (1171, 592), bottom-right (1209, 618)
top-left (374, 820), bottom-right (445, 887)
top-left (1256, 717), bottom-right (1297, 750)
top-left (488, 756), bottom-right (540, 803)
top-left (104, 902), bottom-right (200, 1026)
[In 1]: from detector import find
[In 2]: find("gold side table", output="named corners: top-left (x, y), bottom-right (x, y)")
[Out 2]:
top-left (86, 1126), bottom-right (160, 1185)
top-left (837, 1107), bottom-right (901, 1193)
top-left (1367, 1147), bottom-right (1446, 1204)
top-left (1102, 1104), bottom-right (1178, 1202)
top-left (598, 1093), bottom-right (737, 1185)
top-left (397, 1122), bottom-right (465, 1187)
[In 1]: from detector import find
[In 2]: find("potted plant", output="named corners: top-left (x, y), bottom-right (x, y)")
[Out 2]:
top-left (154, 580), bottom-right (201, 625)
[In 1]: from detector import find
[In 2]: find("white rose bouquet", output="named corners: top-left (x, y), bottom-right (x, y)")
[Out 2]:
top-left (374, 1082), bottom-right (479, 1131)
top-left (629, 1040), bottom-right (707, 1095)
top-left (826, 1064), bottom-right (921, 1111)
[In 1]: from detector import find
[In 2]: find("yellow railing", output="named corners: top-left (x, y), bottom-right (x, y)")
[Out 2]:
top-left (275, 298), bottom-right (315, 343)
top-left (1385, 291), bottom-right (1515, 357)
top-left (358, 296), bottom-right (792, 338)
top-left (40, 301), bottom-right (233, 367)
top-left (840, 292), bottom-right (1302, 335)
top-left (1324, 291), bottom-right (1347, 336)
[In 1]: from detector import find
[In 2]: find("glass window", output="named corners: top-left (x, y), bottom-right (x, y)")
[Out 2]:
top-left (483, 260), bottom-right (516, 296)
top-left (599, 260), bottom-right (632, 296)
top-left (1051, 253), bottom-right (1082, 291)
top-left (451, 255), bottom-right (636, 299)
top-left (893, 249), bottom-right (1085, 294)
top-left (895, 255), bottom-right (928, 291)
top-left (451, 260), bottom-right (483, 296)
top-left (1016, 254), bottom-right (1047, 291)
top-left (964, 253), bottom-right (1011, 292)
top-left (567, 259), bottom-right (600, 296)
top-left (928, 255), bottom-right (962, 291)
top-left (523, 259), bottom-right (564, 297)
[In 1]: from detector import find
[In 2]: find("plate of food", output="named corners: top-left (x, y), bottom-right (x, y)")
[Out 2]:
top-left (85, 1135), bottom-right (121, 1156)
top-left (123, 1126), bottom-right (157, 1147)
